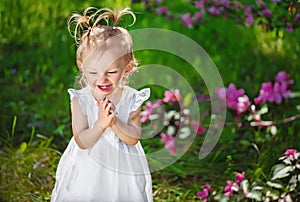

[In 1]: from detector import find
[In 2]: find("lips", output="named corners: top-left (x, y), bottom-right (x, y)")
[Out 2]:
top-left (97, 84), bottom-right (113, 92)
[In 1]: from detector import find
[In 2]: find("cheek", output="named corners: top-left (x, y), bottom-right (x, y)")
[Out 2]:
top-left (85, 75), bottom-right (98, 84)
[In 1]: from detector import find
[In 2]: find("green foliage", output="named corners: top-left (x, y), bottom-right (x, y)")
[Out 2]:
top-left (0, 133), bottom-right (60, 201)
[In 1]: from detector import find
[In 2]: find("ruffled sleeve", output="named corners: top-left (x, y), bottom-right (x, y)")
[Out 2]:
top-left (68, 88), bottom-right (89, 115)
top-left (129, 88), bottom-right (150, 112)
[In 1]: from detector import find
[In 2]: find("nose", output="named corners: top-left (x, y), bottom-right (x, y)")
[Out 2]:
top-left (97, 73), bottom-right (108, 82)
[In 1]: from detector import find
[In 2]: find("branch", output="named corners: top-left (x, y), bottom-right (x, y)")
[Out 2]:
top-left (250, 114), bottom-right (300, 127)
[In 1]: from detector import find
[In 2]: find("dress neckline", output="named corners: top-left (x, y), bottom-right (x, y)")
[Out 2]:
top-left (88, 85), bottom-right (129, 108)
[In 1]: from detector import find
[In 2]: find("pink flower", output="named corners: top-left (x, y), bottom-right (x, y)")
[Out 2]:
top-left (235, 172), bottom-right (245, 185)
top-left (273, 82), bottom-right (283, 104)
top-left (236, 95), bottom-right (251, 115)
top-left (181, 13), bottom-right (194, 28)
top-left (276, 71), bottom-right (292, 83)
top-left (224, 180), bottom-right (233, 197)
top-left (257, 0), bottom-right (266, 8)
top-left (161, 133), bottom-right (176, 154)
top-left (255, 71), bottom-right (294, 105)
top-left (156, 6), bottom-right (168, 15)
top-left (284, 149), bottom-right (297, 161)
top-left (254, 82), bottom-right (274, 104)
top-left (271, 0), bottom-right (280, 3)
top-left (295, 13), bottom-right (300, 22)
top-left (245, 14), bottom-right (254, 27)
top-left (244, 6), bottom-right (254, 26)
top-left (215, 87), bottom-right (226, 101)
top-left (215, 83), bottom-right (250, 115)
top-left (194, 0), bottom-right (206, 14)
top-left (286, 23), bottom-right (294, 32)
top-left (196, 184), bottom-right (211, 201)
top-left (141, 100), bottom-right (161, 122)
top-left (163, 89), bottom-right (181, 103)
top-left (262, 9), bottom-right (271, 17)
top-left (215, 0), bottom-right (230, 8)
top-left (193, 123), bottom-right (206, 135)
top-left (226, 83), bottom-right (245, 108)
top-left (208, 6), bottom-right (221, 15)
top-left (275, 71), bottom-right (288, 82)
top-left (193, 12), bottom-right (202, 21)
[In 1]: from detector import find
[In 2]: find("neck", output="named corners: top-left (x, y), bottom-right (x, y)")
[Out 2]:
top-left (91, 86), bottom-right (123, 105)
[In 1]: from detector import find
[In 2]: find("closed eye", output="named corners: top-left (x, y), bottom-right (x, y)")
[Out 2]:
top-left (89, 71), bottom-right (98, 75)
top-left (107, 71), bottom-right (117, 75)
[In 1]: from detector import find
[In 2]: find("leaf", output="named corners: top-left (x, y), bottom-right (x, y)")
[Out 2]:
top-left (266, 181), bottom-right (283, 189)
top-left (246, 191), bottom-right (262, 201)
top-left (19, 142), bottom-right (27, 154)
top-left (270, 125), bottom-right (277, 136)
top-left (241, 179), bottom-right (249, 193)
top-left (272, 165), bottom-right (293, 180)
top-left (183, 92), bottom-right (193, 106)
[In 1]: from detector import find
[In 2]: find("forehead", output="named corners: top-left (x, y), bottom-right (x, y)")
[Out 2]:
top-left (83, 45), bottom-right (125, 71)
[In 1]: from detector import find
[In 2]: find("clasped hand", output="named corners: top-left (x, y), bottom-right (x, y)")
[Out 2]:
top-left (96, 97), bottom-right (116, 130)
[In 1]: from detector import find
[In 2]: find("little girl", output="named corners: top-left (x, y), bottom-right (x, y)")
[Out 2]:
top-left (51, 7), bottom-right (153, 202)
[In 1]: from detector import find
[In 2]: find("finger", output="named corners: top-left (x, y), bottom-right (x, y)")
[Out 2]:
top-left (105, 102), bottom-right (113, 111)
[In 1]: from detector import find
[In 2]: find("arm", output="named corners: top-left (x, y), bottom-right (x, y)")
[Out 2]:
top-left (110, 106), bottom-right (142, 146)
top-left (71, 97), bottom-right (113, 149)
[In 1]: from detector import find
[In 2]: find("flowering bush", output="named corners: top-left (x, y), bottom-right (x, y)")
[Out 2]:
top-left (214, 71), bottom-right (298, 140)
top-left (131, 0), bottom-right (300, 34)
top-left (142, 71), bottom-right (298, 154)
top-left (141, 89), bottom-right (206, 154)
top-left (196, 149), bottom-right (300, 201)
top-left (141, 70), bottom-right (299, 200)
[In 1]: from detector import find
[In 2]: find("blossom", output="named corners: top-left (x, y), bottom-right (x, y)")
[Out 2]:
top-left (235, 172), bottom-right (245, 185)
top-left (208, 6), bottom-right (221, 15)
top-left (196, 184), bottom-right (211, 201)
top-left (285, 23), bottom-right (294, 32)
top-left (156, 6), bottom-right (168, 15)
top-left (224, 180), bottom-right (233, 197)
top-left (254, 82), bottom-right (274, 104)
top-left (215, 83), bottom-right (250, 115)
top-left (284, 149), bottom-right (297, 161)
top-left (244, 6), bottom-right (254, 26)
top-left (181, 13), bottom-right (194, 28)
top-left (215, 0), bottom-right (230, 8)
top-left (275, 71), bottom-right (292, 83)
top-left (193, 123), bottom-right (206, 135)
top-left (194, 0), bottom-right (206, 14)
top-left (295, 13), bottom-right (300, 22)
top-left (255, 71), bottom-right (293, 105)
top-left (257, 0), bottom-right (266, 8)
top-left (193, 12), bottom-right (202, 21)
top-left (141, 100), bottom-right (161, 122)
top-left (236, 95), bottom-right (251, 115)
top-left (271, 0), bottom-right (280, 3)
top-left (262, 9), bottom-right (271, 18)
top-left (163, 89), bottom-right (181, 103)
top-left (161, 133), bottom-right (176, 154)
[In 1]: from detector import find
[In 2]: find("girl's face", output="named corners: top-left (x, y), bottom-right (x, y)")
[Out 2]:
top-left (83, 48), bottom-right (127, 99)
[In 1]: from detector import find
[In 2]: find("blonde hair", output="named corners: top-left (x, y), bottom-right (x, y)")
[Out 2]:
top-left (68, 7), bottom-right (137, 87)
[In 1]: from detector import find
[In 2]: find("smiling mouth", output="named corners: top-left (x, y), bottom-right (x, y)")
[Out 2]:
top-left (97, 84), bottom-right (113, 92)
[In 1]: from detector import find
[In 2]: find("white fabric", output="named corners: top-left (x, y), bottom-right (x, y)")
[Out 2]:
top-left (51, 86), bottom-right (152, 202)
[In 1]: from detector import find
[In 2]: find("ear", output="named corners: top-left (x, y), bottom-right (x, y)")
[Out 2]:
top-left (76, 59), bottom-right (84, 70)
top-left (124, 62), bottom-right (135, 76)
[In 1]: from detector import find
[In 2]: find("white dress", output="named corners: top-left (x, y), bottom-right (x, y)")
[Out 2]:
top-left (51, 85), bottom-right (153, 202)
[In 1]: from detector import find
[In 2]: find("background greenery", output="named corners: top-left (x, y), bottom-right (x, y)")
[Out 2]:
top-left (1, 0), bottom-right (299, 201)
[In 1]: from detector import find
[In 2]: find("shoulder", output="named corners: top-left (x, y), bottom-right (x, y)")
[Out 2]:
top-left (68, 86), bottom-right (91, 100)
top-left (124, 86), bottom-right (150, 112)
top-left (124, 86), bottom-right (150, 99)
